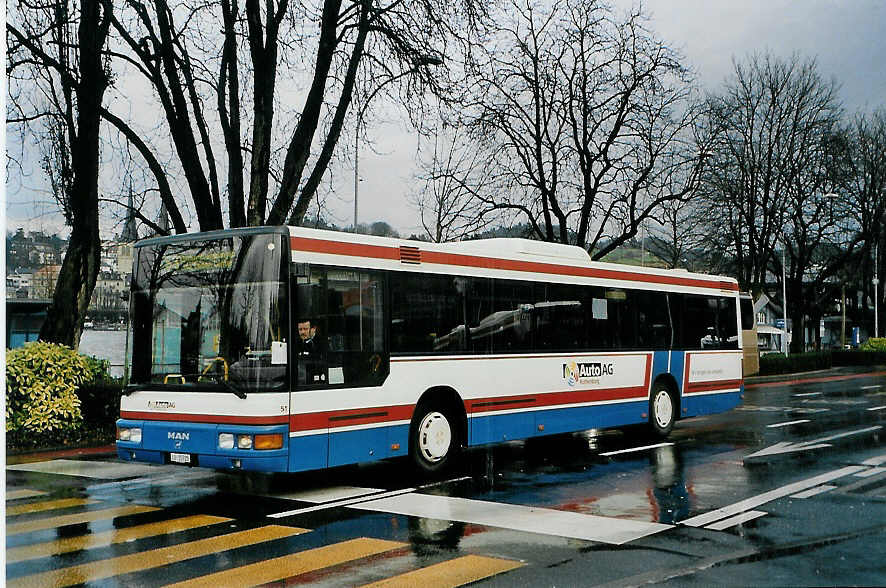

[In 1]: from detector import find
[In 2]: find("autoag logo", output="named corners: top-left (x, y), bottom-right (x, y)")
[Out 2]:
top-left (563, 361), bottom-right (614, 386)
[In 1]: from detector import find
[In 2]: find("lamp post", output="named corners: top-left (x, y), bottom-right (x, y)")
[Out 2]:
top-left (782, 244), bottom-right (789, 356)
top-left (874, 242), bottom-right (880, 338)
top-left (352, 54), bottom-right (443, 230)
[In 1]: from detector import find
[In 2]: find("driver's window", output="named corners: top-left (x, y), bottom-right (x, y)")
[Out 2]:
top-left (293, 266), bottom-right (387, 388)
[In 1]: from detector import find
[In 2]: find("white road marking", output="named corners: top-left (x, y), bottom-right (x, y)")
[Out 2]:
top-left (744, 426), bottom-right (883, 460)
top-left (766, 419), bottom-right (810, 429)
top-left (599, 442), bottom-right (674, 457)
top-left (266, 477), bottom-right (471, 519)
top-left (267, 487), bottom-right (418, 518)
top-left (704, 510), bottom-right (767, 531)
top-left (793, 392), bottom-right (821, 397)
top-left (265, 486), bottom-right (384, 504)
top-left (853, 467), bottom-right (886, 478)
top-left (6, 459), bottom-right (167, 480)
top-left (790, 485), bottom-right (837, 499)
top-left (861, 385), bottom-right (882, 390)
top-left (681, 465), bottom-right (866, 527)
top-left (352, 493), bottom-right (671, 545)
top-left (862, 454), bottom-right (886, 466)
top-left (867, 405), bottom-right (886, 411)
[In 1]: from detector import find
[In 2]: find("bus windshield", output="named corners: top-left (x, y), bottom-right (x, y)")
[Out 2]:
top-left (129, 233), bottom-right (288, 392)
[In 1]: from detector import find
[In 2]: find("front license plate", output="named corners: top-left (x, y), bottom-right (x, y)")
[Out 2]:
top-left (169, 452), bottom-right (191, 464)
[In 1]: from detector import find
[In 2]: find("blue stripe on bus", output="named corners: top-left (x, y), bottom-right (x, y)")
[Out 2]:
top-left (652, 351), bottom-right (670, 386)
top-left (290, 434), bottom-right (329, 473)
top-left (469, 400), bottom-right (648, 445)
top-left (669, 351), bottom-right (685, 395)
top-left (681, 391), bottom-right (741, 416)
top-left (327, 425), bottom-right (409, 468)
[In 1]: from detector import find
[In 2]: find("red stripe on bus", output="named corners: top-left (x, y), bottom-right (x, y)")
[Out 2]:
top-left (466, 386), bottom-right (649, 414)
top-left (120, 411), bottom-right (288, 425)
top-left (290, 405), bottom-right (414, 431)
top-left (290, 236), bottom-right (739, 291)
top-left (291, 382), bottom-right (652, 432)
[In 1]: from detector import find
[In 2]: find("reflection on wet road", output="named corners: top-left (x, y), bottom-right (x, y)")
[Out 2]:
top-left (6, 369), bottom-right (886, 586)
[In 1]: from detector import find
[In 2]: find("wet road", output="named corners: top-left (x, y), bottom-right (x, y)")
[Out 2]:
top-left (6, 368), bottom-right (886, 586)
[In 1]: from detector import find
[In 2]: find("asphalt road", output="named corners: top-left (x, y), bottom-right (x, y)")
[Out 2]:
top-left (6, 368), bottom-right (886, 586)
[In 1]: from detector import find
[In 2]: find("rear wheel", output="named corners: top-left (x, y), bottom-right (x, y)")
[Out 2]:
top-left (410, 406), bottom-right (459, 474)
top-left (649, 383), bottom-right (676, 438)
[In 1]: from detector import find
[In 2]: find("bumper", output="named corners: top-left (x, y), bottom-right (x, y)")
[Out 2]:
top-left (115, 419), bottom-right (290, 473)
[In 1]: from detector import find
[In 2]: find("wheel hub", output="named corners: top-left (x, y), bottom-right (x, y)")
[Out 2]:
top-left (654, 391), bottom-right (673, 428)
top-left (418, 411), bottom-right (451, 462)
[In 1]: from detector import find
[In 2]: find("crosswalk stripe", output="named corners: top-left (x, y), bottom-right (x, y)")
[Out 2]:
top-left (6, 497), bottom-right (99, 516)
top-left (6, 505), bottom-right (159, 535)
top-left (7, 525), bottom-right (307, 588)
top-left (5, 514), bottom-right (231, 564)
top-left (361, 554), bottom-right (524, 588)
top-left (166, 537), bottom-right (405, 588)
top-left (6, 489), bottom-right (48, 501)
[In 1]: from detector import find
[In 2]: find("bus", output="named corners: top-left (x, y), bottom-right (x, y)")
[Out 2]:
top-left (116, 226), bottom-right (743, 474)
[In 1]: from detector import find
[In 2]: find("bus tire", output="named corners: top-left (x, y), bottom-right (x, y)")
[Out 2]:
top-left (410, 405), bottom-right (459, 474)
top-left (649, 382), bottom-right (676, 438)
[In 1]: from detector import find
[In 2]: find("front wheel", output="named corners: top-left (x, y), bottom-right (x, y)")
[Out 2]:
top-left (410, 407), bottom-right (459, 474)
top-left (649, 384), bottom-right (676, 438)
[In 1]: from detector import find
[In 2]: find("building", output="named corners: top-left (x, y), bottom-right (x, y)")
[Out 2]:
top-left (6, 299), bottom-right (51, 348)
top-left (753, 293), bottom-right (789, 353)
top-left (31, 265), bottom-right (62, 299)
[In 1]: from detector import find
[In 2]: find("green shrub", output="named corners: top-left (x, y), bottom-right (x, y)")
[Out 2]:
top-left (6, 341), bottom-right (91, 446)
top-left (78, 378), bottom-right (123, 430)
top-left (759, 351), bottom-right (832, 376)
top-left (832, 349), bottom-right (886, 366)
top-left (860, 338), bottom-right (886, 352)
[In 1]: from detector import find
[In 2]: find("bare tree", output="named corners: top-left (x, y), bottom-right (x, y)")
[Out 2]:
top-left (699, 54), bottom-right (827, 294)
top-left (440, 0), bottom-right (704, 259)
top-left (645, 197), bottom-right (707, 270)
top-left (849, 109), bottom-right (886, 336)
top-left (411, 126), bottom-right (489, 242)
top-left (697, 53), bottom-right (855, 351)
top-left (7, 0), bottom-right (113, 347)
top-left (99, 0), bottom-right (485, 232)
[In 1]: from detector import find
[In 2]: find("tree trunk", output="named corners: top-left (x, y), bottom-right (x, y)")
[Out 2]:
top-left (39, 0), bottom-right (109, 348)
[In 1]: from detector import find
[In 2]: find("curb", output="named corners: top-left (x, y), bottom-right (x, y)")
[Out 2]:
top-left (744, 368), bottom-right (836, 385)
top-left (6, 444), bottom-right (117, 465)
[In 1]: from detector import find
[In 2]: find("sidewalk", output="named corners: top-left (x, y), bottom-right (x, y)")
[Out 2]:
top-left (6, 443), bottom-right (117, 466)
top-left (745, 366), bottom-right (886, 389)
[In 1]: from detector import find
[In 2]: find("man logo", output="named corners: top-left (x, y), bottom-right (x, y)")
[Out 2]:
top-left (168, 431), bottom-right (190, 441)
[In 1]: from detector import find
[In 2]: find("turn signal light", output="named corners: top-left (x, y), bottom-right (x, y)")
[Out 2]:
top-left (254, 434), bottom-right (284, 450)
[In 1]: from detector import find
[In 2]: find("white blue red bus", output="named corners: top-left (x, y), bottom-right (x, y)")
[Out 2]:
top-left (116, 226), bottom-right (743, 473)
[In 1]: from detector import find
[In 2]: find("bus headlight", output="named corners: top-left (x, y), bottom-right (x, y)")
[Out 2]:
top-left (117, 427), bottom-right (142, 443)
top-left (218, 433), bottom-right (235, 449)
top-left (254, 434), bottom-right (284, 450)
top-left (237, 434), bottom-right (253, 449)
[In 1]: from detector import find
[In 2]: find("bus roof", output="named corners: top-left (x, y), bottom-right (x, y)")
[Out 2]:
top-left (288, 226), bottom-right (739, 293)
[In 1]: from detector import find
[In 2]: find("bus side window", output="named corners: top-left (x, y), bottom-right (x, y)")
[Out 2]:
top-left (294, 266), bottom-right (388, 388)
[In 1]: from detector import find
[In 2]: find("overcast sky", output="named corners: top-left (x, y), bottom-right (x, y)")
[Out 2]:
top-left (5, 0), bottom-right (885, 239)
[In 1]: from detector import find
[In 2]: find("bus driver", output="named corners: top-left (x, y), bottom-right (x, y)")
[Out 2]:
top-left (297, 318), bottom-right (325, 384)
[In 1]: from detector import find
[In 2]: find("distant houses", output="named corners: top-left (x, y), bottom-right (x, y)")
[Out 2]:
top-left (5, 230), bottom-right (136, 348)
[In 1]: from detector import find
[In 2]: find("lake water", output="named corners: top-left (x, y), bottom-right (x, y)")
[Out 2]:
top-left (79, 330), bottom-right (128, 377)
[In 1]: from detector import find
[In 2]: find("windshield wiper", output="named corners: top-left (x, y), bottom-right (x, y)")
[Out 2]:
top-left (123, 384), bottom-right (152, 396)
top-left (214, 377), bottom-right (247, 399)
